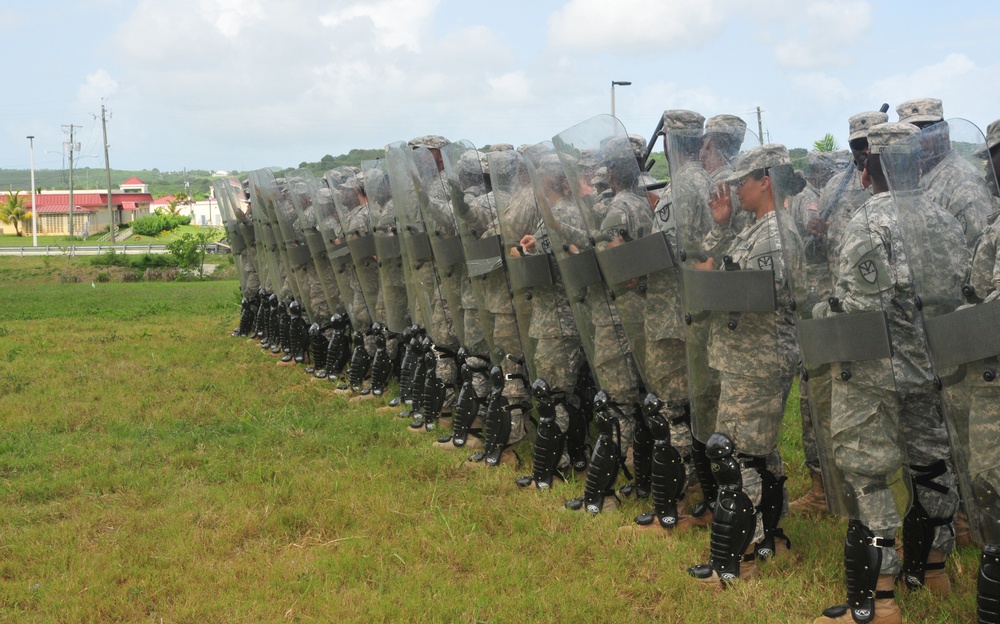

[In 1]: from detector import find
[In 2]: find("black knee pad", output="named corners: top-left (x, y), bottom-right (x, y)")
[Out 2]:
top-left (979, 544), bottom-right (1000, 624)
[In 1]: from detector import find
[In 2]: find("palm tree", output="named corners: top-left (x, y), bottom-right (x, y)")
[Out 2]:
top-left (813, 133), bottom-right (839, 152)
top-left (0, 190), bottom-right (29, 237)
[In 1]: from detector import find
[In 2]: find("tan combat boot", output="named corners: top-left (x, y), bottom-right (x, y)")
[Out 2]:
top-left (813, 574), bottom-right (901, 624)
top-left (921, 549), bottom-right (951, 596)
top-left (954, 509), bottom-right (976, 548)
top-left (790, 468), bottom-right (828, 514)
top-left (689, 546), bottom-right (757, 592)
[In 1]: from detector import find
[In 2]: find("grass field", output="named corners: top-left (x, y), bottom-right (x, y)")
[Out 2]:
top-left (0, 257), bottom-right (981, 622)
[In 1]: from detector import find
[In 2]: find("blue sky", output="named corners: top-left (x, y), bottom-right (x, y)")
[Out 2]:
top-left (2, 0), bottom-right (999, 175)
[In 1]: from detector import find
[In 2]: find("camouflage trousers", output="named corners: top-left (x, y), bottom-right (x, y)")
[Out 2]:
top-left (491, 312), bottom-right (530, 445)
top-left (716, 371), bottom-right (792, 544)
top-left (646, 336), bottom-right (694, 473)
top-left (831, 371), bottom-right (958, 575)
top-left (799, 364), bottom-right (832, 472)
top-left (950, 372), bottom-right (1000, 542)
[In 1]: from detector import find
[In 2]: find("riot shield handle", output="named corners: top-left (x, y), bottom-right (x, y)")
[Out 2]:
top-left (962, 284), bottom-right (984, 304)
top-left (879, 103), bottom-right (890, 114)
top-left (722, 255), bottom-right (740, 271)
top-left (828, 296), bottom-right (845, 313)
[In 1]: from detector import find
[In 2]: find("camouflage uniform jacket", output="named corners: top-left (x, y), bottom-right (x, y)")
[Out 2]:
top-left (922, 150), bottom-right (991, 249)
top-left (707, 210), bottom-right (799, 378)
top-left (831, 193), bottom-right (937, 391)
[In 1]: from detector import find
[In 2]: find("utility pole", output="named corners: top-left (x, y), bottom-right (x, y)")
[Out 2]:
top-left (756, 107), bottom-right (765, 146)
top-left (27, 136), bottom-right (37, 247)
top-left (99, 103), bottom-right (115, 244)
top-left (62, 124), bottom-right (82, 241)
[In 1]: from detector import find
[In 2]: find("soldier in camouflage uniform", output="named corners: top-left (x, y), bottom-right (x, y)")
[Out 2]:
top-left (813, 122), bottom-right (967, 624)
top-left (792, 111), bottom-right (887, 515)
top-left (897, 98), bottom-right (991, 249)
top-left (686, 144), bottom-right (800, 589)
top-left (945, 117), bottom-right (1000, 621)
top-left (500, 145), bottom-right (589, 480)
top-left (624, 110), bottom-right (710, 533)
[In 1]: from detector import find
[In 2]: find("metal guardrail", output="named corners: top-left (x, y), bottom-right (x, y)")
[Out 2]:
top-left (0, 244), bottom-right (227, 257)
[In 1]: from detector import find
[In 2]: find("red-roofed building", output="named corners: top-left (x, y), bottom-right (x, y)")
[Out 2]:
top-left (2, 178), bottom-right (154, 236)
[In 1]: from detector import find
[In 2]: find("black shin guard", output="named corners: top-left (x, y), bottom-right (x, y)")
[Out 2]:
top-left (688, 433), bottom-right (755, 583)
top-left (263, 294), bottom-right (278, 347)
top-left (755, 466), bottom-right (789, 559)
top-left (418, 350), bottom-right (445, 431)
top-left (979, 544), bottom-right (1000, 624)
top-left (690, 436), bottom-right (717, 519)
top-left (636, 395), bottom-right (687, 529)
top-left (516, 379), bottom-right (565, 488)
top-left (902, 460), bottom-right (952, 590)
top-left (285, 301), bottom-right (305, 364)
top-left (484, 368), bottom-right (512, 466)
top-left (620, 411), bottom-right (652, 500)
top-left (451, 360), bottom-right (488, 447)
top-left (253, 290), bottom-right (269, 339)
top-left (308, 323), bottom-right (329, 377)
top-left (277, 302), bottom-right (290, 354)
top-left (369, 327), bottom-right (392, 396)
top-left (820, 520), bottom-right (892, 622)
top-left (576, 391), bottom-right (627, 513)
top-left (348, 331), bottom-right (372, 391)
top-left (565, 401), bottom-right (590, 472)
top-left (324, 314), bottom-right (350, 377)
top-left (397, 328), bottom-right (421, 406)
top-left (406, 339), bottom-right (430, 420)
top-left (237, 297), bottom-right (256, 336)
top-left (271, 301), bottom-right (286, 354)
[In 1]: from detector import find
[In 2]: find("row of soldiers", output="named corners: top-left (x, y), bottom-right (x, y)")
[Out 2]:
top-left (215, 97), bottom-right (1000, 623)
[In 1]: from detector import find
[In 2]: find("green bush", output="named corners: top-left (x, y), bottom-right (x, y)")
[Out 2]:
top-left (131, 214), bottom-right (191, 236)
top-left (89, 249), bottom-right (177, 272)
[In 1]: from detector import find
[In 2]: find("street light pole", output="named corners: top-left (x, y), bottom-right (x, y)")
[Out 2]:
top-left (610, 80), bottom-right (632, 118)
top-left (27, 136), bottom-right (37, 247)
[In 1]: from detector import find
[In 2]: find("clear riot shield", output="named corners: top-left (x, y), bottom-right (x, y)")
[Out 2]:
top-left (410, 146), bottom-right (469, 349)
top-left (552, 115), bottom-right (665, 400)
top-left (526, 137), bottom-right (641, 408)
top-left (772, 159), bottom-right (911, 520)
top-left (667, 123), bottom-right (763, 444)
top-left (247, 169), bottom-right (293, 302)
top-left (385, 142), bottom-right (456, 347)
top-left (214, 177), bottom-right (257, 296)
top-left (886, 123), bottom-right (994, 543)
top-left (266, 172), bottom-right (318, 322)
top-left (285, 170), bottom-right (344, 323)
top-left (327, 167), bottom-right (379, 327)
top-left (440, 140), bottom-right (509, 362)
top-left (489, 148), bottom-right (548, 385)
top-left (919, 118), bottom-right (994, 249)
top-left (361, 159), bottom-right (409, 334)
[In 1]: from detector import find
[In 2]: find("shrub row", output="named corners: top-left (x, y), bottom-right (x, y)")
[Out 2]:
top-left (131, 214), bottom-right (191, 236)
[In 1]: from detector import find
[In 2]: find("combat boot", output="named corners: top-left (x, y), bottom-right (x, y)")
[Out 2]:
top-left (955, 509), bottom-right (976, 548)
top-left (813, 575), bottom-right (901, 624)
top-left (790, 468), bottom-right (828, 514)
top-left (921, 549), bottom-right (951, 596)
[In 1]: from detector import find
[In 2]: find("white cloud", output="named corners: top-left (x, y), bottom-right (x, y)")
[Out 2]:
top-left (865, 52), bottom-right (1000, 128)
top-left (790, 72), bottom-right (851, 104)
top-left (548, 0), bottom-right (729, 54)
top-left (319, 0), bottom-right (439, 51)
top-left (767, 0), bottom-right (871, 70)
top-left (77, 69), bottom-right (119, 103)
top-left (487, 72), bottom-right (533, 106)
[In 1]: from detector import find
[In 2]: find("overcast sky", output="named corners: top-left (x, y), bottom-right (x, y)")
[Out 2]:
top-left (3, 0), bottom-right (999, 174)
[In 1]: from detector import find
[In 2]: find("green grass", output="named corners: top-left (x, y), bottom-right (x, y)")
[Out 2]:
top-left (0, 267), bottom-right (982, 622)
